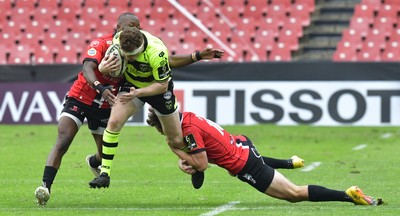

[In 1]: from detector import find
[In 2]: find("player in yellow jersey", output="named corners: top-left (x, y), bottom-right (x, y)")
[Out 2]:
top-left (89, 27), bottom-right (208, 188)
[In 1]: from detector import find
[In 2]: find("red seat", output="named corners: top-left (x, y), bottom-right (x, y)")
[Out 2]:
top-left (266, 4), bottom-right (288, 27)
top-left (84, 0), bottom-right (106, 9)
top-left (106, 0), bottom-right (130, 8)
top-left (373, 15), bottom-right (395, 37)
top-left (57, 0), bottom-right (81, 21)
top-left (282, 16), bottom-right (304, 37)
top-left (295, 0), bottom-right (315, 12)
top-left (13, 0), bottom-right (37, 17)
top-left (332, 49), bottom-right (357, 62)
top-left (357, 41), bottom-right (381, 61)
top-left (249, 42), bottom-right (268, 61)
top-left (55, 45), bottom-right (78, 64)
top-left (269, 42), bottom-right (291, 61)
top-left (64, 32), bottom-right (89, 53)
top-left (278, 28), bottom-right (300, 51)
top-left (384, 0), bottom-right (400, 11)
top-left (381, 46), bottom-right (400, 61)
top-left (258, 17), bottom-right (281, 34)
top-left (0, 0), bottom-right (12, 22)
top-left (353, 3), bottom-right (375, 24)
top-left (290, 3), bottom-right (311, 26)
top-left (32, 45), bottom-right (54, 64)
top-left (2, 21), bottom-right (23, 41)
top-left (79, 9), bottom-right (100, 30)
top-left (269, 0), bottom-right (292, 13)
top-left (8, 44), bottom-right (33, 64)
top-left (349, 16), bottom-right (371, 38)
top-left (253, 29), bottom-right (277, 51)
top-left (360, 0), bottom-right (381, 11)
top-left (333, 40), bottom-right (358, 61)
top-left (365, 28), bottom-right (388, 49)
top-left (341, 28), bottom-right (363, 50)
top-left (377, 4), bottom-right (398, 18)
top-left (240, 0), bottom-right (268, 20)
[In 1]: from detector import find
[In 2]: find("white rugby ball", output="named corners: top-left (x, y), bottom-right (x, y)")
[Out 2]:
top-left (100, 44), bottom-right (126, 77)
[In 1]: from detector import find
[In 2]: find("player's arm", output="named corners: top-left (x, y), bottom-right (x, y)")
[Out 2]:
top-left (169, 47), bottom-right (224, 68)
top-left (170, 147), bottom-right (209, 172)
top-left (82, 60), bottom-right (117, 105)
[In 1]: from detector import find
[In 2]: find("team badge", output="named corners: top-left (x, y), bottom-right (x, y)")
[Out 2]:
top-left (87, 48), bottom-right (97, 56)
top-left (165, 100), bottom-right (172, 110)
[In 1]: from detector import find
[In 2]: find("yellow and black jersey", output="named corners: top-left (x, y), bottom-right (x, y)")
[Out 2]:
top-left (113, 30), bottom-right (171, 88)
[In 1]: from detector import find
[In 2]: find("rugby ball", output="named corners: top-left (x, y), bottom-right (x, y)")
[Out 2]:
top-left (99, 44), bottom-right (126, 77)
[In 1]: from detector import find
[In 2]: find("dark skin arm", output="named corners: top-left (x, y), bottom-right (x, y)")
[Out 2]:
top-left (82, 61), bottom-right (117, 106)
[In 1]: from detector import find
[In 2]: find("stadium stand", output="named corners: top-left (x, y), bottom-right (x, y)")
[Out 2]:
top-left (0, 0), bottom-right (399, 64)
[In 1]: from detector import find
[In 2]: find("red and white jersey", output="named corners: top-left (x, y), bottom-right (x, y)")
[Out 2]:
top-left (182, 112), bottom-right (249, 175)
top-left (67, 33), bottom-right (123, 108)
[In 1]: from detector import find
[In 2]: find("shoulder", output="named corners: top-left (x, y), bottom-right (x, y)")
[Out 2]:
top-left (89, 33), bottom-right (113, 47)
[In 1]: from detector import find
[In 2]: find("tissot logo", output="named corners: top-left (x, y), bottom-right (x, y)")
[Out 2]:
top-left (1, 82), bottom-right (400, 126)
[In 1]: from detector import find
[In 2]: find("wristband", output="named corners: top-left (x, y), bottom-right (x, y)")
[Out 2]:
top-left (93, 81), bottom-right (108, 95)
top-left (195, 51), bottom-right (202, 60)
top-left (191, 51), bottom-right (202, 62)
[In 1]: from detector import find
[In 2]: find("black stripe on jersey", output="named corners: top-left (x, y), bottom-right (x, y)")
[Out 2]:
top-left (126, 71), bottom-right (155, 82)
top-left (190, 148), bottom-right (206, 154)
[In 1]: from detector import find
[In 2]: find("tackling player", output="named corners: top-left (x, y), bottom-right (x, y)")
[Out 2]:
top-left (35, 12), bottom-right (224, 207)
top-left (146, 108), bottom-right (383, 206)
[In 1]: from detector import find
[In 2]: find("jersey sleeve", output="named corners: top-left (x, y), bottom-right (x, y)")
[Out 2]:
top-left (82, 37), bottom-right (108, 65)
top-left (183, 126), bottom-right (206, 154)
top-left (149, 45), bottom-right (171, 82)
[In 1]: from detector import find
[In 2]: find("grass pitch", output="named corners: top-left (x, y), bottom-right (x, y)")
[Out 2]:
top-left (0, 124), bottom-right (399, 216)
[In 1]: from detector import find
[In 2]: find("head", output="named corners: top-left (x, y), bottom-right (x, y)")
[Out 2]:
top-left (119, 27), bottom-right (144, 61)
top-left (116, 12), bottom-right (140, 32)
top-left (146, 107), bottom-right (164, 135)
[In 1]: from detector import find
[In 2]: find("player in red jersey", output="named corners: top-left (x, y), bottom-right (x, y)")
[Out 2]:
top-left (146, 108), bottom-right (382, 206)
top-left (35, 12), bottom-right (224, 207)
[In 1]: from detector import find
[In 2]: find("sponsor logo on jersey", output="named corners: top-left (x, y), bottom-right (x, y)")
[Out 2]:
top-left (159, 51), bottom-right (165, 57)
top-left (184, 134), bottom-right (198, 150)
top-left (90, 40), bottom-right (100, 47)
top-left (87, 48), bottom-right (97, 56)
top-left (163, 91), bottom-right (172, 100)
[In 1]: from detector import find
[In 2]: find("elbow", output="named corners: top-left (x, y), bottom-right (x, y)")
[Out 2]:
top-left (195, 163), bottom-right (208, 172)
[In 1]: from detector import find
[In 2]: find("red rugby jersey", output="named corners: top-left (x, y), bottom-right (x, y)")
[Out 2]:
top-left (67, 33), bottom-right (123, 108)
top-left (182, 112), bottom-right (249, 175)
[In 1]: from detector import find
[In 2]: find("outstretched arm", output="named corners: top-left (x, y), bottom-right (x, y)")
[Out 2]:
top-left (169, 47), bottom-right (224, 68)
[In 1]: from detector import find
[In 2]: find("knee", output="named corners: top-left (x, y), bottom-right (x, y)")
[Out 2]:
top-left (107, 118), bottom-right (123, 131)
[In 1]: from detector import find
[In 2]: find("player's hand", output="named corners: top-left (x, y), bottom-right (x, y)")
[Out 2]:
top-left (200, 47), bottom-right (224, 60)
top-left (98, 54), bottom-right (121, 75)
top-left (178, 159), bottom-right (196, 175)
top-left (102, 86), bottom-right (117, 106)
top-left (119, 87), bottom-right (138, 104)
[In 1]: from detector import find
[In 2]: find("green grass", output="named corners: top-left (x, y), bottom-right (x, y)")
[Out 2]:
top-left (0, 124), bottom-right (399, 215)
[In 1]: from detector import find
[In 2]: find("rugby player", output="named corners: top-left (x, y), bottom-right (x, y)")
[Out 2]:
top-left (35, 12), bottom-right (224, 206)
top-left (146, 108), bottom-right (383, 206)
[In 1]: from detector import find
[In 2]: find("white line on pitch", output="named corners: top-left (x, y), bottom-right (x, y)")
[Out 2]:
top-left (352, 144), bottom-right (367, 151)
top-left (200, 201), bottom-right (240, 216)
top-left (300, 162), bottom-right (321, 172)
top-left (381, 133), bottom-right (392, 139)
